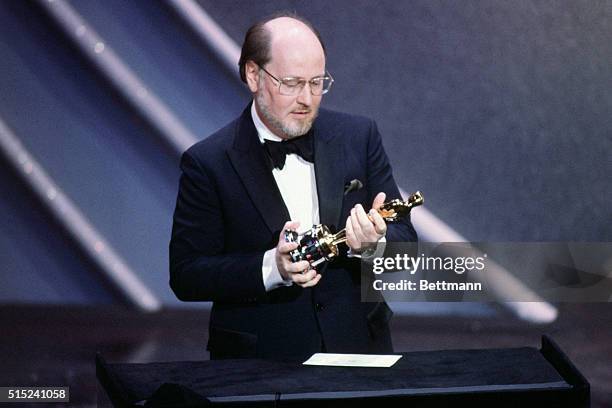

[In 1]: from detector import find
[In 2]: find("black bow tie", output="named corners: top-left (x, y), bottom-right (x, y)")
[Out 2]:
top-left (263, 133), bottom-right (314, 170)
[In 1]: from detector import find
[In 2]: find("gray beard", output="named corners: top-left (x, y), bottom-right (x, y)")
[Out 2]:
top-left (256, 92), bottom-right (316, 139)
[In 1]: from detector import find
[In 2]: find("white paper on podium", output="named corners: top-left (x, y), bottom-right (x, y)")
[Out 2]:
top-left (302, 353), bottom-right (402, 367)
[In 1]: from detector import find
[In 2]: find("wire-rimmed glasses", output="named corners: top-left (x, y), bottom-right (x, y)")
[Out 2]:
top-left (259, 65), bottom-right (334, 96)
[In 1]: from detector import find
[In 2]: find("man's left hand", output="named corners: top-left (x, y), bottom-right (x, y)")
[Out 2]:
top-left (345, 192), bottom-right (387, 254)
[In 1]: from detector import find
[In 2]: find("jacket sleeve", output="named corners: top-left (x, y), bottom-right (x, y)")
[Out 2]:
top-left (169, 150), bottom-right (267, 302)
top-left (365, 119), bottom-right (418, 244)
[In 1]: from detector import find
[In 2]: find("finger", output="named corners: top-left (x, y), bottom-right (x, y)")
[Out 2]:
top-left (355, 204), bottom-right (376, 233)
top-left (345, 216), bottom-right (358, 249)
top-left (277, 241), bottom-right (299, 254)
top-left (348, 212), bottom-right (365, 251)
top-left (292, 269), bottom-right (317, 284)
top-left (285, 260), bottom-right (311, 275)
top-left (369, 209), bottom-right (387, 236)
top-left (350, 208), bottom-right (364, 240)
top-left (295, 271), bottom-right (319, 287)
top-left (300, 273), bottom-right (322, 288)
top-left (372, 192), bottom-right (386, 210)
top-left (354, 205), bottom-right (377, 244)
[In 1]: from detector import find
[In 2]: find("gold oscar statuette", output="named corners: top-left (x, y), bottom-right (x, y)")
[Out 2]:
top-left (284, 191), bottom-right (424, 266)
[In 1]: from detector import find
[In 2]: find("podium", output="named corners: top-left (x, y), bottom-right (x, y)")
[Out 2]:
top-left (96, 336), bottom-right (589, 407)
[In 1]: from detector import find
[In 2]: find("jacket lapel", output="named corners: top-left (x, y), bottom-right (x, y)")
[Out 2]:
top-left (313, 120), bottom-right (345, 232)
top-left (227, 104), bottom-right (346, 237)
top-left (227, 105), bottom-right (290, 235)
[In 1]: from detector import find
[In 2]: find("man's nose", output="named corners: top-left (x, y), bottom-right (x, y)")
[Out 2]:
top-left (296, 82), bottom-right (313, 106)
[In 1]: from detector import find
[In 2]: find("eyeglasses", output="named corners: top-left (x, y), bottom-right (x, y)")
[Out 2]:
top-left (258, 65), bottom-right (334, 96)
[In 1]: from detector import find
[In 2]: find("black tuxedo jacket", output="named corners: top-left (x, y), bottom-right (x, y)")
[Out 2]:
top-left (169, 103), bottom-right (417, 360)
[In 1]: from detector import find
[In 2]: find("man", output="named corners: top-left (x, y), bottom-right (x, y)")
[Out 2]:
top-left (169, 13), bottom-right (417, 360)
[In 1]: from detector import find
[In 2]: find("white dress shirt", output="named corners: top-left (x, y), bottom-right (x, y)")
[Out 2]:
top-left (252, 103), bottom-right (320, 290)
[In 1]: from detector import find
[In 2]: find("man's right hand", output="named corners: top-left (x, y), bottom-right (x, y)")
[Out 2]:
top-left (276, 221), bottom-right (322, 288)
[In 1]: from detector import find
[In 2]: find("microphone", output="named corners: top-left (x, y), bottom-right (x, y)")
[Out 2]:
top-left (344, 179), bottom-right (363, 195)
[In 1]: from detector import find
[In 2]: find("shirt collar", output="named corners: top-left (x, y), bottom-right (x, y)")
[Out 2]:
top-left (251, 101), bottom-right (283, 144)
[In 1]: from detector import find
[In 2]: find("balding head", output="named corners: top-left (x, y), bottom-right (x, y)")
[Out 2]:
top-left (265, 17), bottom-right (326, 75)
top-left (238, 13), bottom-right (326, 83)
top-left (240, 13), bottom-right (328, 139)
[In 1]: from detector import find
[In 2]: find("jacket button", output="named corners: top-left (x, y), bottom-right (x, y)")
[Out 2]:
top-left (315, 303), bottom-right (324, 312)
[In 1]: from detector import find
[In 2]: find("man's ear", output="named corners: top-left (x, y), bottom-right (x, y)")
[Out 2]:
top-left (245, 61), bottom-right (260, 93)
